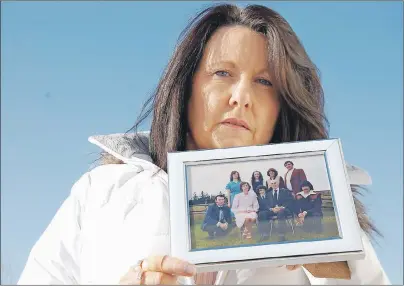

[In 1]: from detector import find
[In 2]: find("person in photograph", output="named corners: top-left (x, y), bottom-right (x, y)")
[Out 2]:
top-left (284, 160), bottom-right (307, 196)
top-left (268, 179), bottom-right (294, 241)
top-left (295, 181), bottom-right (323, 233)
top-left (225, 171), bottom-right (242, 209)
top-left (266, 168), bottom-right (286, 190)
top-left (256, 185), bottom-right (273, 240)
top-left (232, 182), bottom-right (259, 239)
top-left (201, 195), bottom-right (232, 239)
top-left (251, 170), bottom-right (264, 194)
top-left (18, 3), bottom-right (390, 285)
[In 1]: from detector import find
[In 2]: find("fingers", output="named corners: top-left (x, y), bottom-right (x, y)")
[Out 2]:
top-left (142, 256), bottom-right (196, 277)
top-left (120, 269), bottom-right (178, 285)
top-left (143, 271), bottom-right (178, 285)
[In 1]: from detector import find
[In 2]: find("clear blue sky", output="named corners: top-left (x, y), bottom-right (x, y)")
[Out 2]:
top-left (1, 1), bottom-right (402, 284)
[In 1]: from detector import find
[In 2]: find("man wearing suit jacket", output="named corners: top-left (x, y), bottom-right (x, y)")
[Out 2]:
top-left (284, 160), bottom-right (307, 196)
top-left (268, 179), bottom-right (295, 241)
top-left (201, 195), bottom-right (232, 239)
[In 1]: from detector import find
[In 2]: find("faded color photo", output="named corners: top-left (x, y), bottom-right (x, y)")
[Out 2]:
top-left (186, 153), bottom-right (339, 250)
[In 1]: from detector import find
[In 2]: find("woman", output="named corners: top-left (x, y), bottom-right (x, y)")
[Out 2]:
top-left (266, 168), bottom-right (286, 190)
top-left (251, 171), bottom-right (264, 194)
top-left (295, 181), bottom-right (323, 233)
top-left (225, 171), bottom-right (242, 209)
top-left (18, 3), bottom-right (389, 285)
top-left (231, 182), bottom-right (259, 239)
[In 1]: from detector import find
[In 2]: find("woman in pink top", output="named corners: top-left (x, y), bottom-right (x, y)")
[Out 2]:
top-left (231, 182), bottom-right (259, 239)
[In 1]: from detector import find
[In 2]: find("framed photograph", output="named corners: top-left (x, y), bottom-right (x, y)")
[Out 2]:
top-left (167, 139), bottom-right (364, 272)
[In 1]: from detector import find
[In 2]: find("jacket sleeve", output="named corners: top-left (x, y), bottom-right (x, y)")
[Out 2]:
top-left (302, 231), bottom-right (391, 285)
top-left (306, 195), bottom-right (322, 216)
top-left (17, 172), bottom-right (90, 285)
top-left (345, 232), bottom-right (390, 285)
top-left (279, 177), bottom-right (286, 189)
top-left (231, 195), bottom-right (240, 213)
top-left (300, 169), bottom-right (307, 182)
top-left (204, 205), bottom-right (218, 226)
top-left (252, 196), bottom-right (259, 212)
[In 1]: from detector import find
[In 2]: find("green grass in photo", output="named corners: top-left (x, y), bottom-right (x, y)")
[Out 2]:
top-left (189, 206), bottom-right (339, 250)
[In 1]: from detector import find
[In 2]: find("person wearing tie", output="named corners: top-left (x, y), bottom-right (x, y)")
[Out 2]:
top-left (256, 185), bottom-right (274, 241)
top-left (201, 195), bottom-right (232, 239)
top-left (268, 179), bottom-right (294, 241)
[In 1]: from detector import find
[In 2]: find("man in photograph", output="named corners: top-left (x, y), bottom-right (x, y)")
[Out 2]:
top-left (268, 180), bottom-right (294, 241)
top-left (256, 185), bottom-right (273, 241)
top-left (284, 160), bottom-right (307, 196)
top-left (201, 195), bottom-right (232, 239)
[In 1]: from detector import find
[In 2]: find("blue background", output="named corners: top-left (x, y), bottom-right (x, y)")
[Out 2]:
top-left (2, 1), bottom-right (403, 284)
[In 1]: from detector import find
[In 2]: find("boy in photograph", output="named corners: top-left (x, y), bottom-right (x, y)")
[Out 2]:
top-left (256, 185), bottom-right (273, 241)
top-left (201, 195), bottom-right (232, 239)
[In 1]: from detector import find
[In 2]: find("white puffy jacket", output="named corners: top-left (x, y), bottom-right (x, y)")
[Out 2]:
top-left (18, 133), bottom-right (390, 285)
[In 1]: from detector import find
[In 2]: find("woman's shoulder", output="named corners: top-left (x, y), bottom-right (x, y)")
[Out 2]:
top-left (70, 164), bottom-right (168, 217)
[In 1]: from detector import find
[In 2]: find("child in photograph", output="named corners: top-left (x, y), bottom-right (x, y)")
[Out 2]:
top-left (256, 185), bottom-right (273, 240)
top-left (231, 182), bottom-right (259, 239)
top-left (201, 195), bottom-right (233, 239)
top-left (251, 171), bottom-right (264, 195)
top-left (266, 168), bottom-right (286, 190)
top-left (225, 171), bottom-right (242, 210)
top-left (295, 181), bottom-right (323, 233)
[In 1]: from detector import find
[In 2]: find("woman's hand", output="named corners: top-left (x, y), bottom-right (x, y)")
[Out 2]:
top-left (119, 255), bottom-right (196, 285)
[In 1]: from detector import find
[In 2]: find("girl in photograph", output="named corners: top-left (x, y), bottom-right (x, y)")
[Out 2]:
top-left (225, 171), bottom-right (242, 209)
top-left (266, 168), bottom-right (286, 190)
top-left (251, 170), bottom-right (264, 194)
top-left (231, 182), bottom-right (259, 239)
top-left (18, 3), bottom-right (390, 285)
top-left (295, 181), bottom-right (323, 233)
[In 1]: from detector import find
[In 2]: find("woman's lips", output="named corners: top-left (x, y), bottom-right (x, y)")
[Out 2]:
top-left (221, 118), bottom-right (250, 130)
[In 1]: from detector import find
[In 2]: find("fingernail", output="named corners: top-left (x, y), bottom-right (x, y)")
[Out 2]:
top-left (185, 263), bottom-right (196, 275)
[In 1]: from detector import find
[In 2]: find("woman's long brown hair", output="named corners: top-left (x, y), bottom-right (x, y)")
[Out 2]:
top-left (128, 4), bottom-right (329, 172)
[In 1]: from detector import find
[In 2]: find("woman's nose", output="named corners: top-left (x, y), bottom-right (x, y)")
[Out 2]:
top-left (228, 79), bottom-right (253, 108)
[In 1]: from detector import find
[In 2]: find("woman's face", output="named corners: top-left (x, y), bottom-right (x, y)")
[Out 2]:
top-left (232, 172), bottom-right (239, 180)
top-left (242, 184), bottom-right (250, 193)
top-left (187, 25), bottom-right (280, 150)
top-left (302, 186), bottom-right (311, 193)
top-left (254, 172), bottom-right (260, 179)
top-left (269, 170), bottom-right (275, 177)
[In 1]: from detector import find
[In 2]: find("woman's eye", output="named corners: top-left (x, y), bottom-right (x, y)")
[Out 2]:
top-left (257, 78), bottom-right (273, 87)
top-left (214, 70), bottom-right (230, 77)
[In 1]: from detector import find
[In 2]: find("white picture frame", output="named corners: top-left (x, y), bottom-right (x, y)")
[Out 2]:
top-left (167, 139), bottom-right (364, 273)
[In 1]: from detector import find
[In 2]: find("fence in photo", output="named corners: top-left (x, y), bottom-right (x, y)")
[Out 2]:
top-left (190, 190), bottom-right (334, 215)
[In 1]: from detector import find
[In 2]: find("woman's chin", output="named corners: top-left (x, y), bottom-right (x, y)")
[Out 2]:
top-left (212, 138), bottom-right (255, 149)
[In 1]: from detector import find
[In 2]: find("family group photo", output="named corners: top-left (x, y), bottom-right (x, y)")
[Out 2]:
top-left (187, 153), bottom-right (340, 250)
